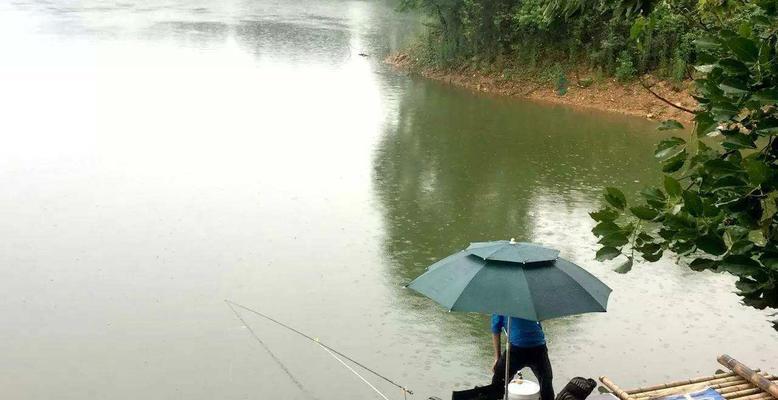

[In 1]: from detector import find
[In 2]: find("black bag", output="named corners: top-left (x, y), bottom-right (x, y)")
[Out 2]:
top-left (555, 377), bottom-right (597, 400)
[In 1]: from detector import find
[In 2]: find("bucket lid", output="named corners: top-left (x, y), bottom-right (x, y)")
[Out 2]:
top-left (508, 379), bottom-right (540, 396)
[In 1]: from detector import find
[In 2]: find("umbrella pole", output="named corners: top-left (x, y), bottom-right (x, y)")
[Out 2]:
top-left (504, 317), bottom-right (511, 400)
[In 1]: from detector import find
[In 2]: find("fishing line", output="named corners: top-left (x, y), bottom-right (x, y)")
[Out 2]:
top-left (224, 300), bottom-right (314, 398)
top-left (318, 342), bottom-right (391, 400)
top-left (225, 299), bottom-right (414, 396)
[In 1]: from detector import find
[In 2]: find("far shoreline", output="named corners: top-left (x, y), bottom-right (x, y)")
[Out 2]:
top-left (386, 52), bottom-right (697, 125)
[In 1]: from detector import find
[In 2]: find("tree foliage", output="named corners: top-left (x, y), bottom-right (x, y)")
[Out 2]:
top-left (399, 0), bottom-right (708, 81)
top-left (591, 0), bottom-right (778, 312)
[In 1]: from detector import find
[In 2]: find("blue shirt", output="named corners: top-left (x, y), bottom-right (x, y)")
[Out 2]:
top-left (491, 315), bottom-right (545, 348)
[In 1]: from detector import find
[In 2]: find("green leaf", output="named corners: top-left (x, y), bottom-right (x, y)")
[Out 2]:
top-left (630, 206), bottom-right (659, 220)
top-left (711, 103), bottom-right (739, 120)
top-left (641, 187), bottom-right (667, 208)
top-left (747, 229), bottom-right (767, 247)
top-left (759, 254), bottom-right (778, 271)
top-left (697, 233), bottom-right (727, 256)
top-left (642, 248), bottom-right (663, 262)
top-left (719, 255), bottom-right (761, 276)
top-left (759, 193), bottom-right (778, 225)
top-left (694, 37), bottom-right (721, 50)
top-left (729, 240), bottom-right (754, 255)
top-left (671, 240), bottom-right (695, 255)
top-left (658, 120), bottom-right (684, 131)
top-left (694, 113), bottom-right (717, 137)
top-left (592, 221), bottom-right (620, 237)
top-left (604, 187), bottom-right (626, 210)
top-left (704, 159), bottom-right (742, 176)
top-left (590, 208), bottom-right (619, 222)
top-left (655, 137), bottom-right (686, 159)
top-left (663, 176), bottom-right (682, 197)
top-left (719, 80), bottom-right (749, 95)
top-left (721, 133), bottom-right (756, 150)
top-left (725, 37), bottom-right (759, 63)
top-left (595, 246), bottom-right (621, 261)
top-left (614, 257), bottom-right (634, 274)
top-left (744, 158), bottom-right (770, 185)
top-left (599, 232), bottom-right (629, 247)
top-left (662, 150), bottom-right (687, 173)
top-left (756, 118), bottom-right (778, 135)
top-left (682, 191), bottom-right (703, 217)
top-left (735, 278), bottom-right (763, 294)
top-left (718, 58), bottom-right (749, 75)
top-left (753, 89), bottom-right (778, 104)
top-left (689, 258), bottom-right (717, 271)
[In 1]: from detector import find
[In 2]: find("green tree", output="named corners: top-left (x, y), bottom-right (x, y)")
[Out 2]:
top-left (591, 0), bottom-right (778, 319)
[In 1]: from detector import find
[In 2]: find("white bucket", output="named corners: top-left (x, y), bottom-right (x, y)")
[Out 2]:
top-left (508, 378), bottom-right (540, 400)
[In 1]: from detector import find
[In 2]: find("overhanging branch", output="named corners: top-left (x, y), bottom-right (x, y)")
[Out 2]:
top-left (639, 78), bottom-right (696, 115)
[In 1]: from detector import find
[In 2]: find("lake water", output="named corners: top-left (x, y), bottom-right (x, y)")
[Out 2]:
top-left (0, 1), bottom-right (776, 399)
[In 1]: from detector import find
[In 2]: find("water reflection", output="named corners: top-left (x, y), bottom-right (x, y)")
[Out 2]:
top-left (373, 80), bottom-right (662, 285)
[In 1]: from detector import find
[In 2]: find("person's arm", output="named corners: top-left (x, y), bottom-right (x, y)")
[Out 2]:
top-left (492, 331), bottom-right (502, 371)
top-left (490, 315), bottom-right (503, 371)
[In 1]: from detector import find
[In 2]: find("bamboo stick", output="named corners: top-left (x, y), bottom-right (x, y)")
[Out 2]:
top-left (626, 372), bottom-right (737, 394)
top-left (601, 376), bottom-right (636, 400)
top-left (634, 378), bottom-right (749, 398)
top-left (718, 355), bottom-right (778, 399)
top-left (720, 378), bottom-right (778, 395)
top-left (634, 375), bottom-right (775, 399)
top-left (719, 382), bottom-right (760, 394)
top-left (725, 388), bottom-right (765, 399)
top-left (634, 374), bottom-right (755, 393)
top-left (735, 393), bottom-right (774, 400)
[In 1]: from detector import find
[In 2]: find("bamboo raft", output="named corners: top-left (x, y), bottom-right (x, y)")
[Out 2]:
top-left (600, 355), bottom-right (778, 400)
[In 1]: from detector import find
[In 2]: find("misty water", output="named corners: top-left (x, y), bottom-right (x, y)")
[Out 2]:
top-left (0, 1), bottom-right (776, 399)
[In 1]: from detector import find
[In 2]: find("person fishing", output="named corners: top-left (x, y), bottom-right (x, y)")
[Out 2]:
top-left (490, 314), bottom-right (554, 400)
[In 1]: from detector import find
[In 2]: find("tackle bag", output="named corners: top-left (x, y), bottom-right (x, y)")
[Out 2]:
top-left (555, 377), bottom-right (597, 400)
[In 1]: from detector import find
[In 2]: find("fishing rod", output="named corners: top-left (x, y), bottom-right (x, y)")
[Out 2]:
top-left (224, 300), bottom-right (315, 397)
top-left (224, 299), bottom-right (414, 398)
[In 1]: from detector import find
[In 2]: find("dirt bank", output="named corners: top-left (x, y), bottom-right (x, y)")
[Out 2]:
top-left (387, 52), bottom-right (697, 124)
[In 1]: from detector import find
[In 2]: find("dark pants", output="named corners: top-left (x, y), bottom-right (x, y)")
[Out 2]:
top-left (491, 344), bottom-right (554, 400)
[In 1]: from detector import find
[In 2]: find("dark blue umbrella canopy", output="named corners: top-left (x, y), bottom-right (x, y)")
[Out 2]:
top-left (408, 240), bottom-right (611, 321)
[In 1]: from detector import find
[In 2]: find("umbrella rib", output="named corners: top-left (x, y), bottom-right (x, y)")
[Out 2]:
top-left (447, 258), bottom-right (489, 312)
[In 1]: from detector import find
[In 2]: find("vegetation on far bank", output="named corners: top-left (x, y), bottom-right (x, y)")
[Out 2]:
top-left (398, 0), bottom-right (760, 87)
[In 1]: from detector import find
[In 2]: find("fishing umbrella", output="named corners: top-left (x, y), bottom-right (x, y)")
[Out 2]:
top-left (407, 239), bottom-right (611, 400)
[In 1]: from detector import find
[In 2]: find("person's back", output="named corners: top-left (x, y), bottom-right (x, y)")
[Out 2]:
top-left (490, 315), bottom-right (554, 400)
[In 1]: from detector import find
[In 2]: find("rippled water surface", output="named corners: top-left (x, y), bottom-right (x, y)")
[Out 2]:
top-left (1, 1), bottom-right (776, 399)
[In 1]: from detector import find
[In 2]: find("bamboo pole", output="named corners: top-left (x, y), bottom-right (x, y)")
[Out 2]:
top-left (718, 355), bottom-right (778, 399)
top-left (601, 376), bottom-right (635, 400)
top-left (626, 372), bottom-right (738, 394)
top-left (719, 382), bottom-right (761, 394)
top-left (633, 374), bottom-right (759, 393)
top-left (634, 375), bottom-right (776, 400)
top-left (735, 393), bottom-right (774, 400)
top-left (726, 388), bottom-right (766, 399)
top-left (720, 378), bottom-right (778, 395)
top-left (633, 377), bottom-right (750, 398)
